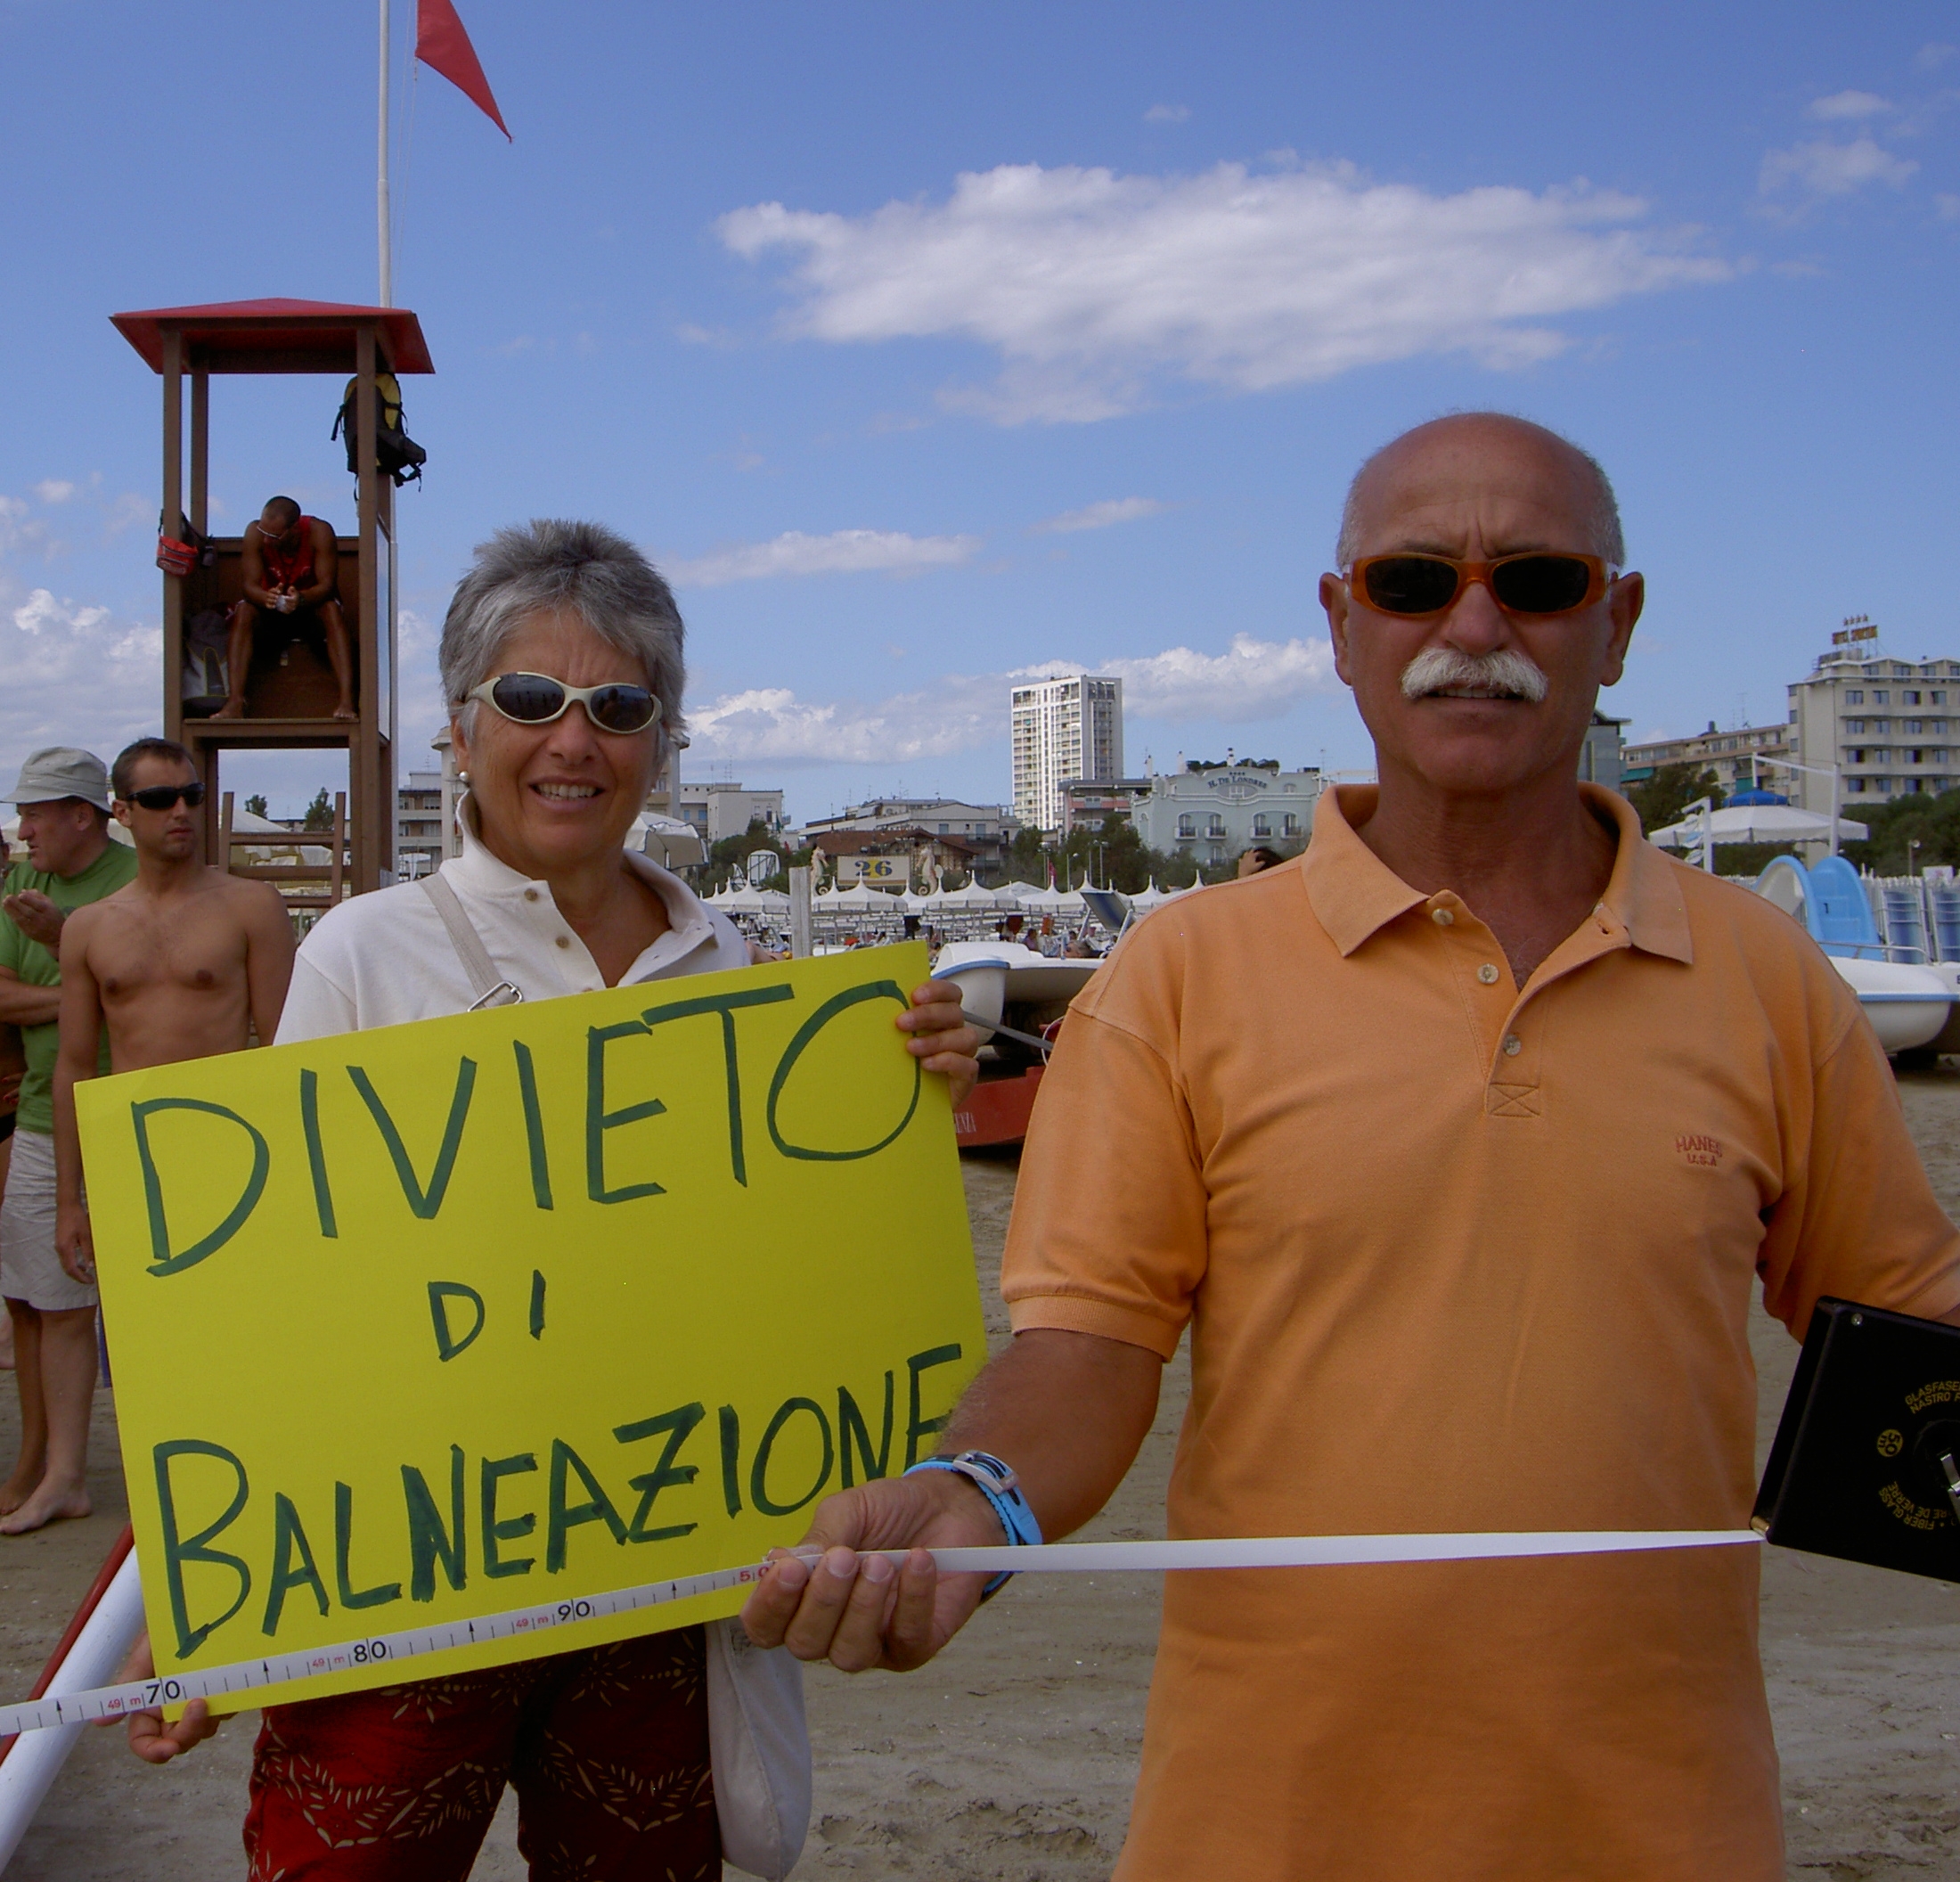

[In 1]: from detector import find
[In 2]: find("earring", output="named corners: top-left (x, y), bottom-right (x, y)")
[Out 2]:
top-left (457, 770), bottom-right (470, 784)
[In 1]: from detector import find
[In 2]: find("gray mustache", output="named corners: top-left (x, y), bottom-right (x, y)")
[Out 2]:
top-left (1400, 647), bottom-right (1550, 704)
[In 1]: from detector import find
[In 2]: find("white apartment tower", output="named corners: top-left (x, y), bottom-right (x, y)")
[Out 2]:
top-left (1011, 674), bottom-right (1124, 832)
top-left (1787, 628), bottom-right (1960, 813)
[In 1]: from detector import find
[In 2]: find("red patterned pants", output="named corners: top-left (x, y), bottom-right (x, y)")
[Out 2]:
top-left (243, 1625), bottom-right (718, 1881)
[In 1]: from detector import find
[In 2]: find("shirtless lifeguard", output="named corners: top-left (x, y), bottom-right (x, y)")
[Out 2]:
top-left (213, 495), bottom-right (356, 720)
top-left (23, 740), bottom-right (295, 1534)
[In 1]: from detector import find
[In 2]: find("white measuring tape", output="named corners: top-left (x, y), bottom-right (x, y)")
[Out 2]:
top-left (0, 1527), bottom-right (1759, 1740)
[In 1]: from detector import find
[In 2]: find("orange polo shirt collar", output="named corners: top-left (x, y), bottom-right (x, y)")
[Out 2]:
top-left (1303, 781), bottom-right (1694, 969)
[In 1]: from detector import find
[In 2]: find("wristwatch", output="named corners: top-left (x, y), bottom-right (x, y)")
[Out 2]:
top-left (904, 1449), bottom-right (1042, 1599)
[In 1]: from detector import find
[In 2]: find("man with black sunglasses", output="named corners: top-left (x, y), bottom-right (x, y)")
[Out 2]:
top-left (0, 748), bottom-right (135, 1533)
top-left (745, 413), bottom-right (1960, 1880)
top-left (34, 741), bottom-right (294, 1537)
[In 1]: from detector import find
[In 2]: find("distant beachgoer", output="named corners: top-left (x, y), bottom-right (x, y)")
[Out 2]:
top-left (0, 831), bottom-right (22, 1371)
top-left (1236, 846), bottom-right (1286, 878)
top-left (0, 749), bottom-right (136, 1529)
top-left (742, 413), bottom-right (1960, 1880)
top-left (116, 519), bottom-right (983, 1880)
top-left (214, 496), bottom-right (355, 720)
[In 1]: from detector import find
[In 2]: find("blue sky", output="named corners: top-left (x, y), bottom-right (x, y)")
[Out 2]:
top-left (2, 1), bottom-right (1956, 822)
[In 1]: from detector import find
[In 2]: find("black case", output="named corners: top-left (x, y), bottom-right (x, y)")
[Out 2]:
top-left (1754, 1297), bottom-right (1960, 1580)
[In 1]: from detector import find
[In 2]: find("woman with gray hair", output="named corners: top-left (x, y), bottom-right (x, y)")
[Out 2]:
top-left (118, 520), bottom-right (981, 1881)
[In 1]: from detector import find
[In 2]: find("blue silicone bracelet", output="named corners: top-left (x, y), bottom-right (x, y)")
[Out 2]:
top-left (906, 1451), bottom-right (1042, 1597)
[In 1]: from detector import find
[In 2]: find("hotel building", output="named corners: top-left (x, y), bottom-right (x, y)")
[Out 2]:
top-left (1011, 674), bottom-right (1124, 832)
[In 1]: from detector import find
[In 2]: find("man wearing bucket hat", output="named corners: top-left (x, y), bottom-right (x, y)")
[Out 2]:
top-left (0, 748), bottom-right (135, 1533)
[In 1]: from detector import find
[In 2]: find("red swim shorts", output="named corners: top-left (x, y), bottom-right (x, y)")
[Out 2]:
top-left (243, 1625), bottom-right (716, 1880)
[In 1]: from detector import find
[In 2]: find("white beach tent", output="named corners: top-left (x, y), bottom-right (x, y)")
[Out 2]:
top-left (1017, 883), bottom-right (1086, 917)
top-left (825, 881), bottom-right (903, 914)
top-left (225, 806), bottom-right (327, 867)
top-left (1650, 803), bottom-right (1867, 850)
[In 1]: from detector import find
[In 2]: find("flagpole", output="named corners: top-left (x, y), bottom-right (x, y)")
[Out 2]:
top-left (378, 0), bottom-right (392, 306)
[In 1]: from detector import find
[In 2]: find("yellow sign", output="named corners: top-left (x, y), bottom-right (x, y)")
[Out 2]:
top-left (78, 944), bottom-right (982, 1714)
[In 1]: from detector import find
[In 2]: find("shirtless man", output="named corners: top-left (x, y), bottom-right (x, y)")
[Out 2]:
top-left (25, 740), bottom-right (294, 1534)
top-left (214, 496), bottom-right (355, 720)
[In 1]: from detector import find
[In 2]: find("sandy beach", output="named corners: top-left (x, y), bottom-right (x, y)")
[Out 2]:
top-left (5, 1073), bottom-right (1960, 1878)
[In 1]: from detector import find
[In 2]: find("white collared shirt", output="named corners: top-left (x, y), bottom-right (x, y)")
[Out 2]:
top-left (276, 803), bottom-right (751, 1045)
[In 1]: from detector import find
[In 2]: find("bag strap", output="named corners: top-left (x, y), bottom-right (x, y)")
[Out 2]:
top-left (418, 872), bottom-right (524, 1009)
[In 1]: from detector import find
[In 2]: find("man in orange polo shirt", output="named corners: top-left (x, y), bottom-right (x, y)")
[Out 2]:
top-left (742, 413), bottom-right (1960, 1878)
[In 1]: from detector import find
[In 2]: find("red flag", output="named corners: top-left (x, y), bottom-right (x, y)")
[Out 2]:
top-left (416, 0), bottom-right (510, 139)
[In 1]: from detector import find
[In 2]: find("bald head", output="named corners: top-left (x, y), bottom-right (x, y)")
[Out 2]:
top-left (1335, 414), bottom-right (1624, 569)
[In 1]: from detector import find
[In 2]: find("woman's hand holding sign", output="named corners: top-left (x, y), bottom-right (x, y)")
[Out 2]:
top-left (894, 980), bottom-right (982, 1109)
top-left (98, 1632), bottom-right (223, 1764)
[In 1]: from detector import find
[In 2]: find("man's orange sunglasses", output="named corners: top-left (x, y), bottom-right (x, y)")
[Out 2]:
top-left (1344, 552), bottom-right (1616, 618)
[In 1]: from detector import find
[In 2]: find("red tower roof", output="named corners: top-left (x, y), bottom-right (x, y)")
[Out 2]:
top-left (110, 298), bottom-right (434, 375)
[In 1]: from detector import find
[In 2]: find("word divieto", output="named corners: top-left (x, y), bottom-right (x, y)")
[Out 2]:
top-left (130, 977), bottom-right (922, 1277)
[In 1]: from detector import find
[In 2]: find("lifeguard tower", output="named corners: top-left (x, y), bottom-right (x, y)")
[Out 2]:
top-left (111, 297), bottom-right (434, 896)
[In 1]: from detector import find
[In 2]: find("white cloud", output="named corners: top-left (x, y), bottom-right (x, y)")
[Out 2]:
top-left (1019, 634), bottom-right (1338, 719)
top-left (1915, 43), bottom-right (1956, 70)
top-left (0, 580), bottom-right (162, 790)
top-left (717, 160), bottom-right (1729, 423)
top-left (12, 589), bottom-right (108, 635)
top-left (103, 493), bottom-right (149, 536)
top-left (1144, 103), bottom-right (1190, 124)
top-left (666, 528), bottom-right (981, 587)
top-left (687, 675), bottom-right (1000, 765)
top-left (31, 479), bottom-right (77, 504)
top-left (1809, 90), bottom-right (1894, 120)
top-left (0, 498), bottom-right (51, 557)
top-left (1760, 136), bottom-right (1918, 199)
top-left (1937, 193), bottom-right (1960, 221)
top-left (1032, 496), bottom-right (1168, 534)
top-left (685, 633), bottom-right (1340, 765)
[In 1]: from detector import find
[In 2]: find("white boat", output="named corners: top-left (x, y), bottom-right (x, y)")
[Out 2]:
top-left (1754, 855), bottom-right (1956, 1054)
top-left (929, 939), bottom-right (1099, 1043)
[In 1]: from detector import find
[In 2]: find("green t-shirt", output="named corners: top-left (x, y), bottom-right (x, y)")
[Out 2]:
top-left (0, 839), bottom-right (139, 1134)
